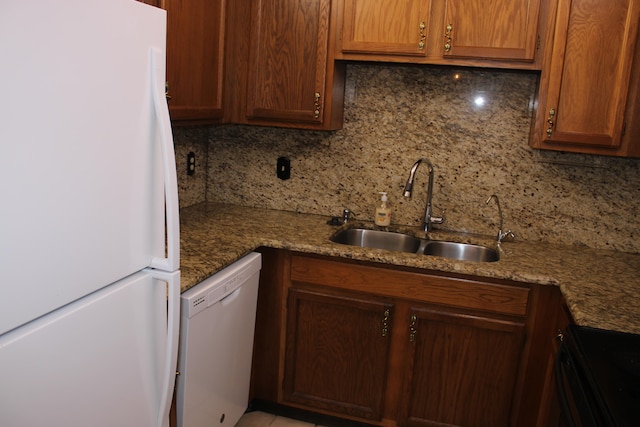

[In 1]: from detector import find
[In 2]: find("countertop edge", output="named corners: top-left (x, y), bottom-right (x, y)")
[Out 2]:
top-left (179, 203), bottom-right (640, 334)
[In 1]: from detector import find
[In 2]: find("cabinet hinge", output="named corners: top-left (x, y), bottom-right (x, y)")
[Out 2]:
top-left (622, 121), bottom-right (627, 137)
top-left (537, 35), bottom-right (540, 50)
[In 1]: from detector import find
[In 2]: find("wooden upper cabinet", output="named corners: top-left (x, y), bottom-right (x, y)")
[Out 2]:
top-left (336, 0), bottom-right (547, 68)
top-left (340, 0), bottom-right (431, 57)
top-left (137, 0), bottom-right (226, 123)
top-left (442, 0), bottom-right (541, 61)
top-left (245, 0), bottom-right (344, 129)
top-left (532, 0), bottom-right (640, 156)
top-left (163, 0), bottom-right (226, 123)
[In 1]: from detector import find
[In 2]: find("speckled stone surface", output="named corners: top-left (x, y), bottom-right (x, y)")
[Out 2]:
top-left (180, 202), bottom-right (640, 335)
top-left (202, 64), bottom-right (640, 253)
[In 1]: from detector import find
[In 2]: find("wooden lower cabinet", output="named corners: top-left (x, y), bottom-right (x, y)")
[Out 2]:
top-left (284, 286), bottom-right (526, 426)
top-left (399, 306), bottom-right (525, 427)
top-left (251, 249), bottom-right (564, 427)
top-left (532, 287), bottom-right (574, 427)
top-left (283, 288), bottom-right (392, 420)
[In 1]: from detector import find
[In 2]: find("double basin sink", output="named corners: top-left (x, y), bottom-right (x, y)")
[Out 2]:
top-left (330, 227), bottom-right (499, 263)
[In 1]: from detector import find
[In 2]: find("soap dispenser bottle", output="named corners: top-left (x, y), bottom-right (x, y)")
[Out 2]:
top-left (375, 192), bottom-right (392, 226)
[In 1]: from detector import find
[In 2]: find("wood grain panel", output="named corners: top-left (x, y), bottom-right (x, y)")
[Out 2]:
top-left (400, 306), bottom-right (525, 427)
top-left (341, 0), bottom-right (431, 56)
top-left (291, 255), bottom-right (530, 316)
top-left (554, 0), bottom-right (636, 141)
top-left (533, 0), bottom-right (640, 154)
top-left (164, 0), bottom-right (226, 121)
top-left (443, 0), bottom-right (541, 60)
top-left (246, 0), bottom-right (330, 123)
top-left (283, 288), bottom-right (392, 420)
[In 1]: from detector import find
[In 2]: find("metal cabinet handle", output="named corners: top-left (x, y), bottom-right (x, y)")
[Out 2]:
top-left (546, 108), bottom-right (556, 137)
top-left (409, 313), bottom-right (417, 342)
top-left (419, 22), bottom-right (426, 50)
top-left (314, 92), bottom-right (321, 119)
top-left (444, 24), bottom-right (453, 52)
top-left (381, 308), bottom-right (390, 337)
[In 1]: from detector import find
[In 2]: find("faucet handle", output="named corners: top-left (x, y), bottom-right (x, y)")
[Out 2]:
top-left (327, 209), bottom-right (356, 226)
top-left (342, 209), bottom-right (355, 223)
top-left (430, 208), bottom-right (446, 225)
top-left (498, 229), bottom-right (515, 243)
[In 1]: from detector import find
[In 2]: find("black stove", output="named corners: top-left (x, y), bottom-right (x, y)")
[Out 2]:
top-left (557, 325), bottom-right (640, 426)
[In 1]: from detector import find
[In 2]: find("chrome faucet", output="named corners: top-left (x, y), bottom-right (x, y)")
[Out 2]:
top-left (403, 158), bottom-right (445, 232)
top-left (485, 194), bottom-right (515, 244)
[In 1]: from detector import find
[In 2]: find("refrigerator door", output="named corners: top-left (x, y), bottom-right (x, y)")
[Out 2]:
top-left (0, 0), bottom-right (179, 334)
top-left (0, 269), bottom-right (180, 427)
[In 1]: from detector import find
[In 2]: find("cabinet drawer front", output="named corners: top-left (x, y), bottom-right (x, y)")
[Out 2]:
top-left (291, 255), bottom-right (530, 317)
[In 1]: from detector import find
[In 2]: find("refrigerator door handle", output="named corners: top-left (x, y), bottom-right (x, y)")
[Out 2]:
top-left (149, 47), bottom-right (180, 273)
top-left (146, 268), bottom-right (180, 427)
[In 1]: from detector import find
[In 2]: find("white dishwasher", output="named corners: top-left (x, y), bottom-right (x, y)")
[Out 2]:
top-left (176, 252), bottom-right (262, 427)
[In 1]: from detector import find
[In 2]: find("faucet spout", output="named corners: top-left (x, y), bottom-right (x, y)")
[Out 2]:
top-left (403, 158), bottom-right (444, 232)
top-left (485, 194), bottom-right (515, 244)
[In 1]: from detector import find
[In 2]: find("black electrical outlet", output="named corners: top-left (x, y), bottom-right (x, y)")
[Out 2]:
top-left (187, 152), bottom-right (196, 176)
top-left (277, 156), bottom-right (291, 180)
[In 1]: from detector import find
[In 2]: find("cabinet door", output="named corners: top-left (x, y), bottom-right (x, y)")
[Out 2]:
top-left (164, 0), bottom-right (226, 122)
top-left (340, 0), bottom-right (431, 57)
top-left (536, 295), bottom-right (574, 427)
top-left (442, 0), bottom-right (541, 61)
top-left (283, 288), bottom-right (392, 421)
top-left (535, 0), bottom-right (640, 152)
top-left (246, 0), bottom-right (333, 127)
top-left (399, 306), bottom-right (526, 427)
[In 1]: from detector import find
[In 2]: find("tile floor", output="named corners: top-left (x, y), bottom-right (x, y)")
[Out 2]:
top-left (235, 411), bottom-right (321, 427)
top-left (235, 407), bottom-right (374, 427)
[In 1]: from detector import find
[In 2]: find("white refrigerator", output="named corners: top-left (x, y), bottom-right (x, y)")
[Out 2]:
top-left (0, 1), bottom-right (180, 426)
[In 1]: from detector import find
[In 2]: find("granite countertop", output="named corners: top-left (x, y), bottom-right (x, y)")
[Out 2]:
top-left (180, 202), bottom-right (640, 334)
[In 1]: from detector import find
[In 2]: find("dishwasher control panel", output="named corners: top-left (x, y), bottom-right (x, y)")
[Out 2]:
top-left (181, 252), bottom-right (262, 319)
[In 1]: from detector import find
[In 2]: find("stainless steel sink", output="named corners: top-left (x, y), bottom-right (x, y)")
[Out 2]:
top-left (330, 228), bottom-right (422, 253)
top-left (423, 241), bottom-right (499, 262)
top-left (330, 228), bottom-right (499, 262)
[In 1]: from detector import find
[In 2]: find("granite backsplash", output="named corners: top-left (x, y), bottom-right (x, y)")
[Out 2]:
top-left (174, 63), bottom-right (640, 254)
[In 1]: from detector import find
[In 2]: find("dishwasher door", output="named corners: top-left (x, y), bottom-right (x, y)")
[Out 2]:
top-left (176, 252), bottom-right (261, 427)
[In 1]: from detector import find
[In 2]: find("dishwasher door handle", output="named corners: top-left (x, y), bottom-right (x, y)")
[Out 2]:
top-left (220, 287), bottom-right (242, 306)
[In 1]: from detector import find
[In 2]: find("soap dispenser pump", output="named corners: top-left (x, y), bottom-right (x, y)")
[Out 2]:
top-left (375, 192), bottom-right (392, 226)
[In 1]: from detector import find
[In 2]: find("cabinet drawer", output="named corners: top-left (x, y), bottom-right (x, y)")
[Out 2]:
top-left (291, 255), bottom-right (530, 317)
